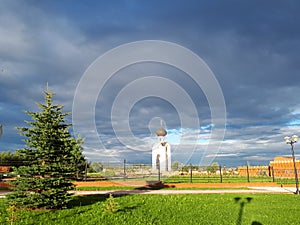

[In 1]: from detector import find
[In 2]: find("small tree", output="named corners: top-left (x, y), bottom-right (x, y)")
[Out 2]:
top-left (8, 88), bottom-right (84, 209)
top-left (207, 162), bottom-right (219, 174)
top-left (171, 161), bottom-right (179, 171)
top-left (90, 162), bottom-right (104, 173)
top-left (70, 137), bottom-right (86, 180)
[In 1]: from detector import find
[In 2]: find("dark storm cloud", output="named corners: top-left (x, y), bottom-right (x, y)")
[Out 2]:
top-left (0, 0), bottom-right (300, 165)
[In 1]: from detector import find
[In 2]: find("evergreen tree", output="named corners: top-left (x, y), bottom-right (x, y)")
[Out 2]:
top-left (70, 136), bottom-right (87, 180)
top-left (8, 88), bottom-right (85, 209)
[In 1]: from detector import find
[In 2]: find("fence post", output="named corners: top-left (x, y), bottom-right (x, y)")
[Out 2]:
top-left (246, 163), bottom-right (250, 183)
top-left (219, 165), bottom-right (223, 183)
top-left (190, 163), bottom-right (193, 183)
top-left (272, 166), bottom-right (275, 182)
top-left (123, 159), bottom-right (126, 179)
top-left (84, 160), bottom-right (88, 182)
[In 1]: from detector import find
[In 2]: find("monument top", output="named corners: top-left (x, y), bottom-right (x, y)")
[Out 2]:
top-left (156, 127), bottom-right (167, 136)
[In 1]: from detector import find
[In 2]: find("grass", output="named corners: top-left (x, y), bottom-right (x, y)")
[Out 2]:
top-left (163, 175), bottom-right (275, 183)
top-left (0, 187), bottom-right (10, 191)
top-left (0, 193), bottom-right (300, 225)
top-left (275, 178), bottom-right (298, 185)
top-left (75, 186), bottom-right (137, 191)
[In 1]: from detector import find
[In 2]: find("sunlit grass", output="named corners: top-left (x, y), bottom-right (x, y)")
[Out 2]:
top-left (0, 194), bottom-right (299, 225)
top-left (163, 175), bottom-right (274, 183)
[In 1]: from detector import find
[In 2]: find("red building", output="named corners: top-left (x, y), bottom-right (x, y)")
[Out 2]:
top-left (0, 166), bottom-right (10, 172)
top-left (238, 156), bottom-right (300, 178)
top-left (269, 156), bottom-right (300, 178)
top-left (237, 166), bottom-right (269, 177)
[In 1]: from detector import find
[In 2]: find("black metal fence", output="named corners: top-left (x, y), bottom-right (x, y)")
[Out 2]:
top-left (87, 161), bottom-right (280, 184)
top-left (1, 160), bottom-right (296, 184)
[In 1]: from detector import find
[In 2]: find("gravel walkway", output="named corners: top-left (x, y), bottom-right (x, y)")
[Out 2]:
top-left (0, 187), bottom-right (296, 198)
top-left (71, 187), bottom-right (296, 196)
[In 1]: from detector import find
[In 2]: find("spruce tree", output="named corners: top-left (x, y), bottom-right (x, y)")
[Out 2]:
top-left (70, 136), bottom-right (86, 180)
top-left (8, 88), bottom-right (85, 209)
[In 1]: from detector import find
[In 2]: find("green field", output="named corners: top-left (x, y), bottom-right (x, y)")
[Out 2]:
top-left (1, 193), bottom-right (300, 225)
top-left (89, 174), bottom-right (296, 184)
top-left (163, 175), bottom-right (274, 183)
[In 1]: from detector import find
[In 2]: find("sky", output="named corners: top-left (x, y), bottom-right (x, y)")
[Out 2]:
top-left (1, 0), bottom-right (300, 167)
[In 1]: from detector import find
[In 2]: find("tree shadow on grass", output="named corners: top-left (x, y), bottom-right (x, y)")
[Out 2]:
top-left (68, 194), bottom-right (108, 208)
top-left (68, 192), bottom-right (141, 208)
top-left (116, 203), bottom-right (142, 212)
top-left (28, 196), bottom-right (108, 224)
top-left (70, 193), bottom-right (143, 214)
top-left (6, 193), bottom-right (142, 224)
top-left (134, 181), bottom-right (175, 190)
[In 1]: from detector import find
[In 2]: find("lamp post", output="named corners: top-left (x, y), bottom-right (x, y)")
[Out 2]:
top-left (284, 135), bottom-right (299, 194)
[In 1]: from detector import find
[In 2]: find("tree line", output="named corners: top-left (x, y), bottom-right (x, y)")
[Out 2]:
top-left (0, 151), bottom-right (27, 164)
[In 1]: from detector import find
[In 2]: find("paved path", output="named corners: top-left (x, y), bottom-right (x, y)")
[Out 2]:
top-left (0, 191), bottom-right (10, 198)
top-left (0, 187), bottom-right (296, 198)
top-left (71, 187), bottom-right (296, 196)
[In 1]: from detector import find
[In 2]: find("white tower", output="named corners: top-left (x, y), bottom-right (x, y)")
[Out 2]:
top-left (152, 125), bottom-right (171, 171)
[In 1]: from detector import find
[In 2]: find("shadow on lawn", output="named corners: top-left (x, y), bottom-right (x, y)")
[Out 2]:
top-left (67, 182), bottom-right (166, 210)
top-left (134, 181), bottom-right (176, 190)
top-left (68, 190), bottom-right (145, 209)
top-left (68, 195), bottom-right (108, 208)
top-left (234, 197), bottom-right (262, 225)
top-left (67, 192), bottom-right (143, 216)
top-left (68, 180), bottom-right (176, 210)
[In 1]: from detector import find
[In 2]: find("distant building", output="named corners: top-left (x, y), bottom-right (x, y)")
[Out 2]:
top-left (0, 166), bottom-right (10, 173)
top-left (237, 156), bottom-right (300, 178)
top-left (238, 165), bottom-right (269, 176)
top-left (269, 156), bottom-right (300, 178)
top-left (152, 126), bottom-right (171, 171)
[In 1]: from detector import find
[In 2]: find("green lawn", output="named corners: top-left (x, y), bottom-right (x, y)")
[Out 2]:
top-left (163, 175), bottom-right (274, 183)
top-left (1, 193), bottom-right (300, 225)
top-left (163, 175), bottom-right (299, 186)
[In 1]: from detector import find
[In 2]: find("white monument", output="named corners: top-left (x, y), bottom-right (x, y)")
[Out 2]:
top-left (152, 125), bottom-right (171, 171)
